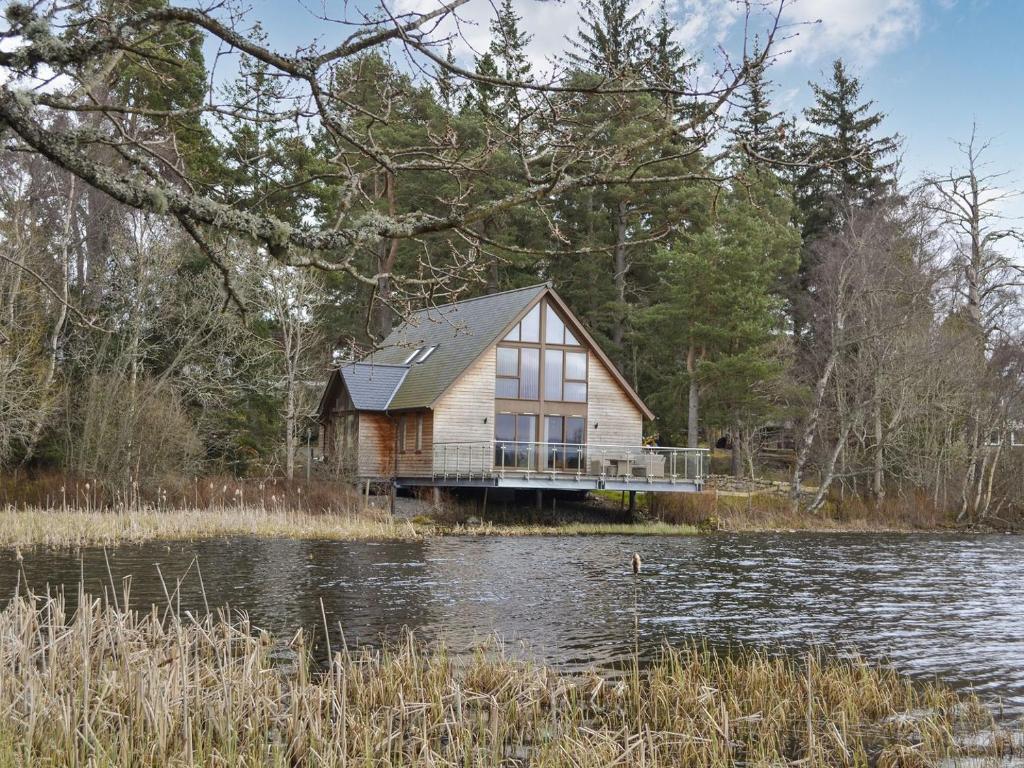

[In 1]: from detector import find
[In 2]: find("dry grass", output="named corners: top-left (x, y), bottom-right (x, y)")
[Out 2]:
top-left (0, 590), bottom-right (1010, 767)
top-left (655, 490), bottom-right (954, 532)
top-left (0, 506), bottom-right (698, 550)
top-left (0, 506), bottom-right (419, 549)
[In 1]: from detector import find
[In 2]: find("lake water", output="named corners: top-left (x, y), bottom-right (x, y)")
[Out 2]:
top-left (2, 532), bottom-right (1023, 716)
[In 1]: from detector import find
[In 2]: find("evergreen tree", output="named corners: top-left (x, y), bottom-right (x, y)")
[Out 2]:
top-left (436, 44), bottom-right (458, 112)
top-left (795, 59), bottom-right (899, 239)
top-left (648, 0), bottom-right (689, 110)
top-left (566, 0), bottom-right (649, 78)
top-left (489, 0), bottom-right (532, 83)
top-left (643, 165), bottom-right (800, 450)
top-left (469, 51), bottom-right (501, 117)
top-left (733, 41), bottom-right (791, 165)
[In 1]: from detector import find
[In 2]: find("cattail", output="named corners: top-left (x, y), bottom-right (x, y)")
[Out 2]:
top-left (632, 552), bottom-right (642, 575)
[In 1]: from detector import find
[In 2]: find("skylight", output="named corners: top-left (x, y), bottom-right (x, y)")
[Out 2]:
top-left (414, 345), bottom-right (437, 363)
top-left (402, 348), bottom-right (421, 364)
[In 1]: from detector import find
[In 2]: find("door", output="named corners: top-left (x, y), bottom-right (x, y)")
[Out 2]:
top-left (494, 413), bottom-right (538, 470)
top-left (544, 415), bottom-right (586, 471)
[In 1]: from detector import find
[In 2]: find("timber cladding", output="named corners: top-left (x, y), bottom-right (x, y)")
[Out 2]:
top-left (433, 346), bottom-right (496, 446)
top-left (587, 350), bottom-right (643, 446)
top-left (357, 413), bottom-right (395, 478)
top-left (395, 410), bottom-right (434, 476)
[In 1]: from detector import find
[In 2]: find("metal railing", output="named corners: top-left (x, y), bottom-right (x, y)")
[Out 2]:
top-left (431, 441), bottom-right (709, 483)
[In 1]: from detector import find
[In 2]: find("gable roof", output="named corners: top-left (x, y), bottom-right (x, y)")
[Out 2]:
top-left (316, 362), bottom-right (409, 417)
top-left (364, 284), bottom-right (547, 410)
top-left (340, 363), bottom-right (409, 410)
top-left (319, 283), bottom-right (653, 419)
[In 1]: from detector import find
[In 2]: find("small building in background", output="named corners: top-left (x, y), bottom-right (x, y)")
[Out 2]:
top-left (316, 284), bottom-right (706, 493)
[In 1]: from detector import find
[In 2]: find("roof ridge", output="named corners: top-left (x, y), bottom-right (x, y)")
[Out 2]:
top-left (408, 282), bottom-right (548, 315)
top-left (340, 361), bottom-right (410, 369)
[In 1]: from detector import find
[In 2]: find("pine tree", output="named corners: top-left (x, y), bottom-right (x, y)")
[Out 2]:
top-left (436, 44), bottom-right (458, 112)
top-left (469, 51), bottom-right (501, 117)
top-left (795, 59), bottom-right (899, 239)
top-left (484, 0), bottom-right (533, 124)
top-left (566, 0), bottom-right (649, 78)
top-left (733, 41), bottom-right (791, 165)
top-left (489, 0), bottom-right (532, 82)
top-left (648, 0), bottom-right (688, 107)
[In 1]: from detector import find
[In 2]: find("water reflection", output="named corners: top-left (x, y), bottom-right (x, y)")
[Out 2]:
top-left (2, 533), bottom-right (1023, 714)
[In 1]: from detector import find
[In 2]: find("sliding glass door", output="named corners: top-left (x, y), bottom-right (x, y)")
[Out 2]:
top-left (544, 415), bottom-right (586, 471)
top-left (494, 413), bottom-right (537, 469)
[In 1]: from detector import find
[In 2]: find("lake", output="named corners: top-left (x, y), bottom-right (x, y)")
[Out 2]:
top-left (2, 532), bottom-right (1023, 716)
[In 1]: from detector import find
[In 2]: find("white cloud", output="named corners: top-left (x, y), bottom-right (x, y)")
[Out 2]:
top-left (779, 0), bottom-right (924, 68)
top-left (390, 0), bottom-right (926, 80)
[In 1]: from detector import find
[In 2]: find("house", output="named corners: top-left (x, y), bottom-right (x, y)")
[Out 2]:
top-left (316, 284), bottom-right (707, 494)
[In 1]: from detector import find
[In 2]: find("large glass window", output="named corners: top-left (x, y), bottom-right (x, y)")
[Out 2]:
top-left (564, 351), bottom-right (587, 402)
top-left (544, 349), bottom-right (563, 400)
top-left (495, 412), bottom-right (537, 469)
top-left (496, 346), bottom-right (539, 400)
top-left (543, 349), bottom-right (587, 402)
top-left (544, 304), bottom-right (579, 346)
top-left (503, 304), bottom-right (541, 343)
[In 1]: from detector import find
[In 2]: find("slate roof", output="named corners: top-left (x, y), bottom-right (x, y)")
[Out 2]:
top-left (362, 284), bottom-right (547, 410)
top-left (338, 363), bottom-right (409, 411)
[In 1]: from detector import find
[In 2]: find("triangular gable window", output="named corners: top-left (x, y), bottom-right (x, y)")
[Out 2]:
top-left (544, 303), bottom-right (580, 346)
top-left (503, 303), bottom-right (541, 343)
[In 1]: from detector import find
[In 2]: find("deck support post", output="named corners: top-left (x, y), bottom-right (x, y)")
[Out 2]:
top-left (535, 488), bottom-right (543, 513)
top-left (432, 486), bottom-right (441, 509)
top-left (628, 490), bottom-right (637, 518)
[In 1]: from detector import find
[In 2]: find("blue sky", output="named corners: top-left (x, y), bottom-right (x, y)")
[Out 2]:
top-left (225, 0), bottom-right (1024, 228)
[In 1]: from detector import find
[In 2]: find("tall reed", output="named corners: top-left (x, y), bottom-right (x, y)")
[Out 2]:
top-left (0, 590), bottom-right (1010, 767)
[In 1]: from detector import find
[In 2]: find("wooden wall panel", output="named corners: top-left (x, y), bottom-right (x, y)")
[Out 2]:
top-left (432, 348), bottom-right (495, 475)
top-left (395, 410), bottom-right (434, 477)
top-left (357, 413), bottom-right (395, 478)
top-left (587, 350), bottom-right (643, 446)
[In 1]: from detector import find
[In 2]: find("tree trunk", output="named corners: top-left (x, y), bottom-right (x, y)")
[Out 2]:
top-left (805, 419), bottom-right (854, 515)
top-left (373, 172), bottom-right (400, 339)
top-left (284, 376), bottom-right (296, 481)
top-left (791, 348), bottom-right (839, 512)
top-left (686, 342), bottom-right (699, 450)
top-left (872, 403), bottom-right (884, 508)
top-left (731, 426), bottom-right (743, 479)
top-left (21, 182), bottom-right (75, 464)
top-left (611, 199), bottom-right (628, 348)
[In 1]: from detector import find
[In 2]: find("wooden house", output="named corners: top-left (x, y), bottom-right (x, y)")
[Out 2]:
top-left (316, 284), bottom-right (707, 493)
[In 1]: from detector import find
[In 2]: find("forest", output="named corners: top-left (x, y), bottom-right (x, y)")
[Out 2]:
top-left (1, 0), bottom-right (1022, 525)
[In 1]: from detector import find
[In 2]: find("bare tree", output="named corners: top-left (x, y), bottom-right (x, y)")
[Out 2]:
top-left (0, 0), bottom-right (789, 318)
top-left (261, 263), bottom-right (325, 480)
top-left (923, 127), bottom-right (1024, 521)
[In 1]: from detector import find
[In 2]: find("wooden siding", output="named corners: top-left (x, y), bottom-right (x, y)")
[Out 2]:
top-left (433, 346), bottom-right (496, 445)
top-left (430, 347), bottom-right (496, 476)
top-left (587, 350), bottom-right (643, 446)
top-left (395, 410), bottom-right (434, 477)
top-left (357, 413), bottom-right (395, 478)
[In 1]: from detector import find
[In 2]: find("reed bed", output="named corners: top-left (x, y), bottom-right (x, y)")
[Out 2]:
top-left (0, 590), bottom-right (1011, 767)
top-left (0, 506), bottom-right (419, 549)
top-left (0, 506), bottom-right (698, 550)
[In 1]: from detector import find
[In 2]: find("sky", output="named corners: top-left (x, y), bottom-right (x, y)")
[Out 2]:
top-left (236, 0), bottom-right (1023, 230)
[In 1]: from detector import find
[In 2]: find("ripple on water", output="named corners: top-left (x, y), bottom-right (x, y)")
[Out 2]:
top-left (1, 532), bottom-right (1023, 714)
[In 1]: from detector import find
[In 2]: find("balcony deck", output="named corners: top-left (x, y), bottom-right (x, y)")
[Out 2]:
top-left (396, 441), bottom-right (708, 493)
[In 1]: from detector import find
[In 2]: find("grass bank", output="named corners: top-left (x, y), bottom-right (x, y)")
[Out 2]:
top-left (653, 488), bottom-right (957, 533)
top-left (0, 506), bottom-right (697, 550)
top-left (0, 593), bottom-right (1011, 767)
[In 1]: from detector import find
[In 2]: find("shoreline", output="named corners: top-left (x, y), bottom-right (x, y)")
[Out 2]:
top-left (0, 506), bottom-right (702, 550)
top-left (0, 503), bottom-right (999, 551)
